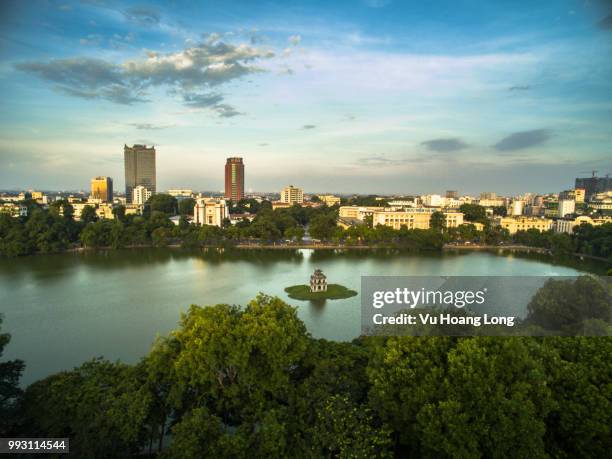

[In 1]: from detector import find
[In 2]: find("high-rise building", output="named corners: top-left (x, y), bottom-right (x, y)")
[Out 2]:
top-left (281, 185), bottom-right (304, 204)
top-left (90, 176), bottom-right (113, 202)
top-left (511, 200), bottom-right (525, 216)
top-left (558, 198), bottom-right (576, 218)
top-left (124, 144), bottom-right (156, 203)
top-left (132, 185), bottom-right (152, 205)
top-left (480, 192), bottom-right (497, 200)
top-left (446, 190), bottom-right (458, 199)
top-left (224, 157), bottom-right (244, 202)
top-left (575, 173), bottom-right (611, 200)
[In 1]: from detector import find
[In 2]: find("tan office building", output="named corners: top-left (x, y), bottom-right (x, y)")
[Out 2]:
top-left (497, 216), bottom-right (552, 234)
top-left (91, 176), bottom-right (113, 202)
top-left (372, 210), bottom-right (463, 230)
top-left (124, 144), bottom-right (156, 203)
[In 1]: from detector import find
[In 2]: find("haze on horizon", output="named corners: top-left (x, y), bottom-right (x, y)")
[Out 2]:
top-left (0, 0), bottom-right (611, 195)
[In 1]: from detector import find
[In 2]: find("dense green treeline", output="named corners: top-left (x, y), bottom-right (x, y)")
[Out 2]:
top-left (2, 197), bottom-right (611, 261)
top-left (1, 286), bottom-right (610, 458)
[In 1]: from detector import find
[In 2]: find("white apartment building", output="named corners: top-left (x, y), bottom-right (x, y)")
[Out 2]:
top-left (281, 185), bottom-right (304, 204)
top-left (558, 199), bottom-right (576, 218)
top-left (132, 186), bottom-right (152, 205)
top-left (511, 200), bottom-right (525, 216)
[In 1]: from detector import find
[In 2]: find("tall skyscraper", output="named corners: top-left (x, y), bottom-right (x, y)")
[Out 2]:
top-left (224, 157), bottom-right (244, 202)
top-left (124, 144), bottom-right (156, 203)
top-left (90, 176), bottom-right (113, 202)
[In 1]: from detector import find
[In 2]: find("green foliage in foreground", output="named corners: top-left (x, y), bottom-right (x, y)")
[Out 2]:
top-left (284, 284), bottom-right (358, 301)
top-left (0, 315), bottom-right (25, 436)
top-left (1, 279), bottom-right (610, 458)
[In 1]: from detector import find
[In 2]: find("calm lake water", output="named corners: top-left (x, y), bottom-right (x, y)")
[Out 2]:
top-left (0, 248), bottom-right (603, 385)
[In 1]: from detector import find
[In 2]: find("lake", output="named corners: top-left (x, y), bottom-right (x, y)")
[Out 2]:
top-left (0, 248), bottom-right (602, 385)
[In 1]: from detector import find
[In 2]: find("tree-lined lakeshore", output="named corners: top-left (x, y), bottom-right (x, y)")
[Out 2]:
top-left (1, 196), bottom-right (611, 266)
top-left (1, 276), bottom-right (610, 458)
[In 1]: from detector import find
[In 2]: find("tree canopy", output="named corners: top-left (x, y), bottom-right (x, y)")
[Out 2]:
top-left (4, 292), bottom-right (610, 457)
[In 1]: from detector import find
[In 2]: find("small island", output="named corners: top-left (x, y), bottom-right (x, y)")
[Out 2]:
top-left (285, 268), bottom-right (358, 300)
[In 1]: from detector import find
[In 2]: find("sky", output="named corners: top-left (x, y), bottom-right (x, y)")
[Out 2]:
top-left (0, 0), bottom-right (611, 195)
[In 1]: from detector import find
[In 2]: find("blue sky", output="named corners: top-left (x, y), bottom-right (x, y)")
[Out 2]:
top-left (0, 0), bottom-right (611, 194)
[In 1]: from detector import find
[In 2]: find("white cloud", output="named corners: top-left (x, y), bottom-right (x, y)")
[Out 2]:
top-left (16, 39), bottom-right (276, 114)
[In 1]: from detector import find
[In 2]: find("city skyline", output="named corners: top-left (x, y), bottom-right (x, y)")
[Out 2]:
top-left (1, 0), bottom-right (611, 193)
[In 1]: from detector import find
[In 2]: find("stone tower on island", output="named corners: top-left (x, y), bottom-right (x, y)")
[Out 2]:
top-left (310, 269), bottom-right (328, 293)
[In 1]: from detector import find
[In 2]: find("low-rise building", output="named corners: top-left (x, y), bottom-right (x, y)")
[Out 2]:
top-left (478, 198), bottom-right (506, 207)
top-left (70, 202), bottom-right (92, 220)
top-left (461, 221), bottom-right (485, 231)
top-left (339, 206), bottom-right (384, 220)
top-left (387, 199), bottom-right (418, 207)
top-left (272, 201), bottom-right (293, 210)
top-left (96, 203), bottom-right (115, 220)
top-left (229, 213), bottom-right (256, 225)
top-left (553, 215), bottom-right (612, 234)
top-left (588, 192), bottom-right (612, 211)
top-left (317, 195), bottom-right (341, 206)
top-left (0, 202), bottom-right (28, 217)
top-left (372, 209), bottom-right (464, 230)
top-left (167, 189), bottom-right (194, 198)
top-left (0, 195), bottom-right (23, 203)
top-left (30, 191), bottom-right (48, 204)
top-left (194, 198), bottom-right (228, 227)
top-left (337, 217), bottom-right (365, 229)
top-left (496, 216), bottom-right (553, 234)
top-left (124, 204), bottom-right (143, 216)
top-left (544, 207), bottom-right (559, 218)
